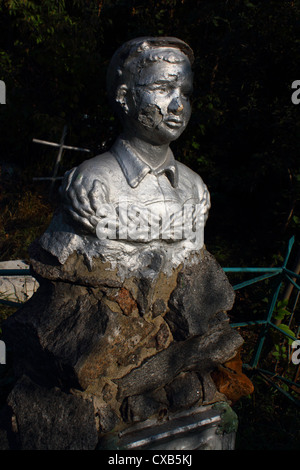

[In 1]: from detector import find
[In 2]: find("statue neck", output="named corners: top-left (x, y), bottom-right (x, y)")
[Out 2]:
top-left (121, 134), bottom-right (170, 171)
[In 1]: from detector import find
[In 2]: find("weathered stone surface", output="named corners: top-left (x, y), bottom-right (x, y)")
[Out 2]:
top-left (201, 373), bottom-right (224, 403)
top-left (120, 393), bottom-right (163, 424)
top-left (91, 398), bottom-right (120, 433)
top-left (7, 375), bottom-right (98, 450)
top-left (211, 349), bottom-right (254, 403)
top-left (3, 280), bottom-right (173, 390)
top-left (107, 287), bottom-right (138, 316)
top-left (152, 298), bottom-right (167, 317)
top-left (29, 240), bottom-right (123, 288)
top-left (3, 281), bottom-right (109, 389)
top-left (76, 312), bottom-right (169, 388)
top-left (165, 372), bottom-right (203, 410)
top-left (98, 408), bottom-right (119, 433)
top-left (166, 250), bottom-right (235, 340)
top-left (115, 321), bottom-right (243, 400)
top-left (155, 322), bottom-right (172, 351)
top-left (2, 244), bottom-right (246, 449)
top-left (28, 241), bottom-right (180, 312)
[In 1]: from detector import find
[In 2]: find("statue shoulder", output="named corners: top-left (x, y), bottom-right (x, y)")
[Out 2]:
top-left (59, 151), bottom-right (119, 233)
top-left (176, 161), bottom-right (208, 193)
top-left (176, 161), bottom-right (211, 220)
top-left (60, 151), bottom-right (119, 197)
top-left (67, 151), bottom-right (117, 182)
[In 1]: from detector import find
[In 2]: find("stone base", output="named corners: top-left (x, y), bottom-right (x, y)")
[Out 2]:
top-left (0, 375), bottom-right (98, 450)
top-left (98, 403), bottom-right (237, 450)
top-left (0, 375), bottom-right (236, 451)
top-left (1, 243), bottom-right (249, 450)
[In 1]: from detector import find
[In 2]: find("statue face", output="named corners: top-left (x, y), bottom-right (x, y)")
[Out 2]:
top-left (124, 51), bottom-right (193, 145)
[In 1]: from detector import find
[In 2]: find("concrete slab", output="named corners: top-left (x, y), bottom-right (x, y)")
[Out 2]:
top-left (0, 260), bottom-right (38, 304)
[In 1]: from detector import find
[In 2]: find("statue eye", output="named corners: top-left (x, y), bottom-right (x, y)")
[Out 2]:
top-left (146, 83), bottom-right (170, 94)
top-left (153, 84), bottom-right (169, 94)
top-left (181, 88), bottom-right (192, 99)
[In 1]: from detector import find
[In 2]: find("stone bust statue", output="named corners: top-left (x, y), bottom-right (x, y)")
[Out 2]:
top-left (3, 38), bottom-right (248, 450)
top-left (39, 36), bottom-right (211, 279)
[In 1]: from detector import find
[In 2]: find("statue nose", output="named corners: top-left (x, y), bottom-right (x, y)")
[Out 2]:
top-left (168, 96), bottom-right (184, 113)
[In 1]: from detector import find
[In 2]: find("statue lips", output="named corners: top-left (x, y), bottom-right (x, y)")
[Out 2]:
top-left (164, 117), bottom-right (184, 129)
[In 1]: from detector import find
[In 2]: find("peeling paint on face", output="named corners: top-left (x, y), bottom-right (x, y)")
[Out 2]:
top-left (137, 103), bottom-right (163, 129)
top-left (127, 55), bottom-right (193, 144)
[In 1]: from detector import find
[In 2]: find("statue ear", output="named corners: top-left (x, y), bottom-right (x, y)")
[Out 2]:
top-left (116, 84), bottom-right (129, 114)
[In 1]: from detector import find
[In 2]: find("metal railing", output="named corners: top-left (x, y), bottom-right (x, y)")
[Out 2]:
top-left (224, 236), bottom-right (300, 406)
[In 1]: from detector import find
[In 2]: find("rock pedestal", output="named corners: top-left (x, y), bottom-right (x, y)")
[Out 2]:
top-left (0, 241), bottom-right (248, 450)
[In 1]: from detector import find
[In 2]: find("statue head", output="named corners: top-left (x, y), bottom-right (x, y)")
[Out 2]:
top-left (106, 37), bottom-right (194, 145)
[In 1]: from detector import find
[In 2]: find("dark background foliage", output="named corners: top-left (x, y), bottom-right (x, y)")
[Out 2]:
top-left (0, 0), bottom-right (300, 450)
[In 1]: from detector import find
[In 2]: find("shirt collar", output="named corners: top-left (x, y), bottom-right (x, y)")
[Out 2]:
top-left (110, 137), bottom-right (178, 189)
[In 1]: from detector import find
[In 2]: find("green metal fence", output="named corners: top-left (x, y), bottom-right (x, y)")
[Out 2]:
top-left (224, 236), bottom-right (300, 406)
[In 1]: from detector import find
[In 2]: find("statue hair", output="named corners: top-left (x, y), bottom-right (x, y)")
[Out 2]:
top-left (106, 37), bottom-right (194, 114)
